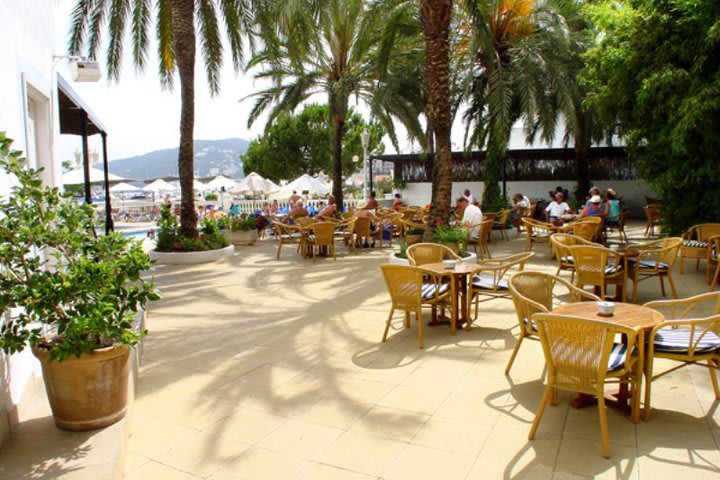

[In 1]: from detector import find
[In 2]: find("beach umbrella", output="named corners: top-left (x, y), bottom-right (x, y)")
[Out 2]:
top-left (62, 166), bottom-right (126, 185)
top-left (193, 179), bottom-right (206, 191)
top-left (109, 182), bottom-right (142, 193)
top-left (283, 174), bottom-right (330, 195)
top-left (232, 172), bottom-right (277, 193)
top-left (142, 179), bottom-right (177, 193)
top-left (204, 175), bottom-right (237, 191)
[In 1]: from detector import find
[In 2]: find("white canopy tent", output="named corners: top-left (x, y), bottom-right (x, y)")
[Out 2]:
top-left (204, 175), bottom-right (238, 191)
top-left (109, 182), bottom-right (142, 193)
top-left (279, 174), bottom-right (330, 196)
top-left (62, 166), bottom-right (126, 185)
top-left (142, 179), bottom-right (177, 193)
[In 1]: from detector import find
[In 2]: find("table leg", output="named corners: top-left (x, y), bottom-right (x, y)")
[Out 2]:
top-left (450, 276), bottom-right (458, 335)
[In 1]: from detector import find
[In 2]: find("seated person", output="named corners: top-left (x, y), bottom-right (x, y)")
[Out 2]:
top-left (363, 191), bottom-right (379, 210)
top-left (509, 193), bottom-right (531, 231)
top-left (545, 192), bottom-right (570, 224)
top-left (315, 196), bottom-right (337, 219)
top-left (289, 191), bottom-right (301, 209)
top-left (392, 193), bottom-right (405, 211)
top-left (289, 201), bottom-right (308, 221)
top-left (455, 196), bottom-right (483, 238)
top-left (604, 189), bottom-right (621, 227)
top-left (577, 195), bottom-right (604, 219)
top-left (270, 200), bottom-right (279, 213)
top-left (586, 187), bottom-right (601, 207)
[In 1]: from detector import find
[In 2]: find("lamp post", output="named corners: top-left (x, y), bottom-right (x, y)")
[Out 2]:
top-left (352, 155), bottom-right (361, 198)
top-left (361, 130), bottom-right (370, 199)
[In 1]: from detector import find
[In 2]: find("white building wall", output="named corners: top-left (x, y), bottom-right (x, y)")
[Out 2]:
top-left (0, 0), bottom-right (59, 445)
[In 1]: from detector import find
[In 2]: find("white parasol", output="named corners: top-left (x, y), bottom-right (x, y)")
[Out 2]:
top-left (204, 175), bottom-right (238, 191)
top-left (62, 166), bottom-right (126, 185)
top-left (109, 182), bottom-right (142, 192)
top-left (142, 178), bottom-right (177, 193)
top-left (231, 172), bottom-right (278, 193)
top-left (281, 174), bottom-right (330, 195)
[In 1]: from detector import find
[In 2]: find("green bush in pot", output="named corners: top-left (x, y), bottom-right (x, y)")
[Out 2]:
top-left (0, 133), bottom-right (160, 429)
top-left (433, 224), bottom-right (468, 254)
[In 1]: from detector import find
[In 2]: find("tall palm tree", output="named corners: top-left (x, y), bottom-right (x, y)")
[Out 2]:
top-left (246, 0), bottom-right (396, 209)
top-left (67, 0), bottom-right (268, 236)
top-left (459, 0), bottom-right (577, 210)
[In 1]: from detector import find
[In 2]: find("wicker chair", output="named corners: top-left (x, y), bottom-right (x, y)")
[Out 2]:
top-left (628, 237), bottom-right (682, 303)
top-left (550, 234), bottom-right (598, 282)
top-left (507, 272), bottom-right (601, 375)
top-left (570, 245), bottom-right (627, 302)
top-left (679, 223), bottom-right (720, 274)
top-left (334, 218), bottom-right (357, 253)
top-left (273, 221), bottom-right (303, 260)
top-left (467, 219), bottom-right (493, 259)
top-left (708, 235), bottom-right (720, 289)
top-left (521, 218), bottom-right (554, 254)
top-left (305, 222), bottom-right (336, 261)
top-left (379, 264), bottom-right (452, 349)
top-left (406, 242), bottom-right (461, 266)
top-left (492, 209), bottom-right (511, 241)
top-left (530, 313), bottom-right (643, 458)
top-left (467, 252), bottom-right (534, 325)
top-left (354, 216), bottom-right (382, 248)
top-left (295, 217), bottom-right (318, 228)
top-left (643, 204), bottom-right (663, 237)
top-left (606, 210), bottom-right (629, 243)
top-left (643, 292), bottom-right (720, 420)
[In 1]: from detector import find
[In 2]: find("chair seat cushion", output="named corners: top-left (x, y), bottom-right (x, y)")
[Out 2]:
top-left (522, 317), bottom-right (538, 332)
top-left (421, 283), bottom-right (450, 301)
top-left (683, 240), bottom-right (709, 248)
top-left (560, 255), bottom-right (574, 264)
top-left (280, 233), bottom-right (302, 240)
top-left (653, 327), bottom-right (720, 354)
top-left (627, 259), bottom-right (669, 270)
top-left (472, 274), bottom-right (509, 291)
top-left (532, 232), bottom-right (550, 238)
top-left (605, 264), bottom-right (624, 275)
top-left (608, 343), bottom-right (637, 371)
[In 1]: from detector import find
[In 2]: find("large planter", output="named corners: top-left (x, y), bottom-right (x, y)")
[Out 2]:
top-left (224, 229), bottom-right (259, 246)
top-left (149, 244), bottom-right (234, 264)
top-left (33, 345), bottom-right (131, 431)
top-left (439, 242), bottom-right (462, 254)
top-left (388, 251), bottom-right (477, 266)
top-left (405, 233), bottom-right (423, 245)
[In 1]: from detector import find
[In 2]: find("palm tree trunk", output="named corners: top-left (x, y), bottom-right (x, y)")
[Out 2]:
top-left (420, 0), bottom-right (453, 228)
top-left (172, 0), bottom-right (198, 237)
top-left (331, 112), bottom-right (345, 211)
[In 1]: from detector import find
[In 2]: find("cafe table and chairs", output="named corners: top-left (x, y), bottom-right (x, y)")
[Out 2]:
top-left (570, 245), bottom-right (628, 302)
top-left (521, 218), bottom-right (554, 254)
top-left (550, 233), bottom-right (599, 283)
top-left (419, 260), bottom-right (477, 334)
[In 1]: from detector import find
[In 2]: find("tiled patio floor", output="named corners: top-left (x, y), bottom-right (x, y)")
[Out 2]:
top-left (125, 224), bottom-right (720, 479)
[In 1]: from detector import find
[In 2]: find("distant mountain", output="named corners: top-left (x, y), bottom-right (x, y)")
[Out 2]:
top-left (109, 138), bottom-right (249, 180)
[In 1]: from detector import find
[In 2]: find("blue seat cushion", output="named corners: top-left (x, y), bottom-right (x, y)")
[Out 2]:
top-left (605, 264), bottom-right (624, 275)
top-left (421, 283), bottom-right (450, 301)
top-left (608, 343), bottom-right (636, 371)
top-left (653, 327), bottom-right (720, 354)
top-left (627, 259), bottom-right (669, 270)
top-left (560, 255), bottom-right (574, 264)
top-left (532, 232), bottom-right (550, 238)
top-left (472, 274), bottom-right (509, 291)
top-left (522, 317), bottom-right (538, 332)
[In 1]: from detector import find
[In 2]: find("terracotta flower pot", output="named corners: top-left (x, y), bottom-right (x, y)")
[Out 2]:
top-left (33, 344), bottom-right (131, 431)
top-left (440, 242), bottom-right (461, 254)
top-left (225, 229), bottom-right (259, 246)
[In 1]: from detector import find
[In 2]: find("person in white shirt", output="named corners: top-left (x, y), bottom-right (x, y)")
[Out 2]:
top-left (456, 197), bottom-right (483, 237)
top-left (463, 189), bottom-right (475, 205)
top-left (510, 193), bottom-right (531, 233)
top-left (545, 192), bottom-right (570, 224)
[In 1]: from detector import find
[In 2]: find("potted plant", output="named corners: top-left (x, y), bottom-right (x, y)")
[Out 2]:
top-left (433, 224), bottom-right (468, 254)
top-left (405, 227), bottom-right (425, 245)
top-left (0, 134), bottom-right (159, 431)
top-left (221, 216), bottom-right (259, 246)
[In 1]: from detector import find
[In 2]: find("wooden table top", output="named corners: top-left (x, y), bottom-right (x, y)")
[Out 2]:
top-left (422, 261), bottom-right (477, 276)
top-left (554, 302), bottom-right (664, 330)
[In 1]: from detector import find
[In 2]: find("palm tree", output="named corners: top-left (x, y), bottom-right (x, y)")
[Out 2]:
top-left (246, 0), bottom-right (397, 209)
top-left (67, 0), bottom-right (266, 236)
top-left (459, 0), bottom-right (577, 210)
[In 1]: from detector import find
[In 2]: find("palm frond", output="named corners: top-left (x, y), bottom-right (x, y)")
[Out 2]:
top-left (196, 0), bottom-right (223, 95)
top-left (105, 0), bottom-right (130, 81)
top-left (156, 0), bottom-right (174, 90)
top-left (130, 0), bottom-right (151, 71)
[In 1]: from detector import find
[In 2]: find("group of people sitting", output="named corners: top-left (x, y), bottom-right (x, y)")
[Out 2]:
top-left (543, 186), bottom-right (621, 226)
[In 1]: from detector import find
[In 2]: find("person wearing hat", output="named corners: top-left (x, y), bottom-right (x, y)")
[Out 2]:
top-left (586, 186), bottom-right (602, 207)
top-left (545, 191), bottom-right (570, 224)
top-left (604, 189), bottom-right (621, 227)
top-left (577, 194), bottom-right (605, 219)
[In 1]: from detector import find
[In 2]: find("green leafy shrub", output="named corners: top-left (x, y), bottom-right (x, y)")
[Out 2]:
top-left (406, 227), bottom-right (425, 235)
top-left (204, 192), bottom-right (219, 201)
top-left (433, 225), bottom-right (468, 253)
top-left (153, 204), bottom-right (228, 252)
top-left (0, 133), bottom-right (160, 362)
top-left (396, 240), bottom-right (409, 259)
top-left (223, 216), bottom-right (257, 232)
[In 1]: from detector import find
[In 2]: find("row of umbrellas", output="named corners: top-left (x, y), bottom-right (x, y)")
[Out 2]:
top-left (66, 168), bottom-right (332, 196)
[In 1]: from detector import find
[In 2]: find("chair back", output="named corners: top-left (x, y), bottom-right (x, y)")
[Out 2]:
top-left (570, 245), bottom-right (621, 288)
top-left (618, 210), bottom-right (629, 228)
top-left (311, 222), bottom-right (336, 246)
top-left (295, 217), bottom-right (318, 228)
top-left (644, 204), bottom-right (662, 222)
top-left (407, 242), bottom-right (461, 266)
top-left (355, 217), bottom-right (372, 237)
top-left (685, 223), bottom-right (720, 242)
top-left (569, 220), bottom-right (600, 241)
top-left (291, 209), bottom-right (309, 220)
top-left (534, 313), bottom-right (639, 394)
top-left (380, 264), bottom-right (424, 310)
top-left (522, 218), bottom-right (552, 237)
top-left (640, 237), bottom-right (682, 269)
top-left (644, 291), bottom-right (720, 322)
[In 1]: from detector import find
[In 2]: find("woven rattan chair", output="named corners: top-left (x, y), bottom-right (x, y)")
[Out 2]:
top-left (570, 245), bottom-right (626, 302)
top-left (377, 212), bottom-right (403, 248)
top-left (643, 204), bottom-right (663, 237)
top-left (295, 217), bottom-right (319, 228)
top-left (550, 234), bottom-right (598, 282)
top-left (273, 221), bottom-right (303, 260)
top-left (354, 216), bottom-right (382, 248)
top-left (708, 236), bottom-right (720, 289)
top-left (561, 217), bottom-right (603, 243)
top-left (333, 218), bottom-right (357, 252)
top-left (679, 223), bottom-right (720, 274)
top-left (628, 237), bottom-right (682, 303)
top-left (530, 313), bottom-right (643, 457)
top-left (305, 222), bottom-right (336, 261)
top-left (522, 218), bottom-right (554, 254)
top-left (406, 242), bottom-right (461, 266)
top-left (492, 209), bottom-right (511, 241)
top-left (606, 210), bottom-right (629, 243)
top-left (467, 219), bottom-right (493, 259)
top-left (507, 272), bottom-right (600, 375)
top-left (380, 264), bottom-right (452, 348)
top-left (467, 252), bottom-right (534, 325)
top-left (643, 292), bottom-right (720, 420)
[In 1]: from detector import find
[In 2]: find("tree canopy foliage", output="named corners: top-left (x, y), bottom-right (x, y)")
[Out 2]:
top-left (582, 0), bottom-right (720, 232)
top-left (241, 104), bottom-right (384, 183)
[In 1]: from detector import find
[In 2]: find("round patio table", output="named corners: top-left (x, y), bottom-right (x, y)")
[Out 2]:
top-left (553, 302), bottom-right (664, 410)
top-left (421, 261), bottom-right (477, 335)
